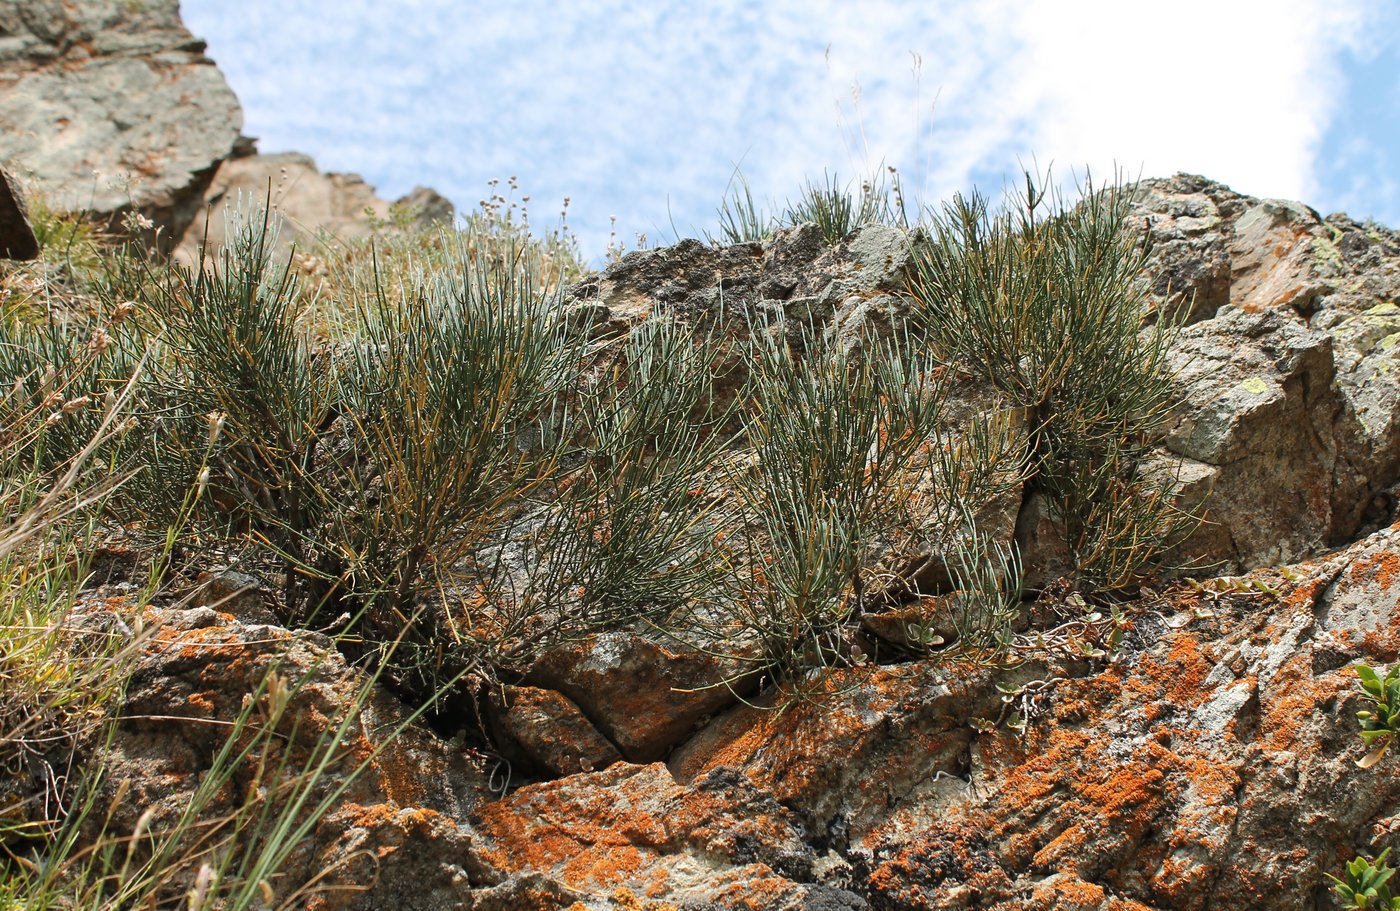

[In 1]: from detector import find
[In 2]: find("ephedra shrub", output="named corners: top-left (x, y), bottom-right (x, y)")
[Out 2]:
top-left (906, 173), bottom-right (1198, 590)
top-left (685, 318), bottom-right (1022, 695)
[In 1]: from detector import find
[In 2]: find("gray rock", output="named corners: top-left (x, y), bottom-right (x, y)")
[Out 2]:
top-left (395, 185), bottom-right (456, 227)
top-left (1164, 306), bottom-right (1341, 569)
top-left (565, 176), bottom-right (1400, 579)
top-left (174, 151), bottom-right (460, 267)
top-left (1139, 175), bottom-right (1400, 570)
top-left (0, 0), bottom-right (242, 244)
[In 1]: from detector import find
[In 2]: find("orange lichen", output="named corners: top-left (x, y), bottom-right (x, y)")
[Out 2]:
top-left (186, 691), bottom-right (215, 713)
top-left (1350, 549), bottom-right (1400, 591)
top-left (606, 886), bottom-right (679, 911)
top-left (356, 732), bottom-right (429, 808)
top-left (1031, 875), bottom-right (1105, 908)
top-left (1259, 658), bottom-right (1345, 753)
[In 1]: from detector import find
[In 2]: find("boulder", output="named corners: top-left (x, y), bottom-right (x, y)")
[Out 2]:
top-left (488, 685), bottom-right (623, 778)
top-left (527, 632), bottom-right (757, 763)
top-left (0, 0), bottom-right (242, 243)
top-left (1139, 175), bottom-right (1400, 570)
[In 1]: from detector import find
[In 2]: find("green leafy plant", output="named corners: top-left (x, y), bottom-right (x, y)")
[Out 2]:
top-left (1355, 664), bottom-right (1400, 768)
top-left (1330, 848), bottom-right (1400, 910)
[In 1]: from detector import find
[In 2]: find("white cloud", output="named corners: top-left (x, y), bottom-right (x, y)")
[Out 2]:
top-left (180, 0), bottom-right (1377, 260)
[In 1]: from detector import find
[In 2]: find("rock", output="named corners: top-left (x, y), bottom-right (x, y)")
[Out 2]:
top-left (88, 602), bottom-right (491, 910)
top-left (527, 632), bottom-right (756, 763)
top-left (1228, 198), bottom-right (1330, 316)
top-left (395, 185), bottom-right (456, 227)
top-left (1163, 306), bottom-right (1341, 569)
top-left (466, 762), bottom-right (868, 910)
top-left (1137, 175), bottom-right (1400, 570)
top-left (0, 166), bottom-right (38, 260)
top-left (0, 0), bottom-right (242, 243)
top-left (173, 151), bottom-right (459, 266)
top-left (577, 184), bottom-right (1400, 579)
top-left (1132, 174), bottom-right (1234, 324)
top-left (174, 151), bottom-right (392, 265)
top-left (488, 685), bottom-right (623, 778)
top-left (669, 520), bottom-right (1400, 910)
top-left (668, 660), bottom-right (1019, 838)
top-left (191, 567), bottom-right (276, 623)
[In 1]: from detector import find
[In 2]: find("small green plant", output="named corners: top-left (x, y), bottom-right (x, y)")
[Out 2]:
top-left (782, 169), bottom-right (899, 244)
top-left (712, 169), bottom-right (775, 246)
top-left (1355, 664), bottom-right (1400, 768)
top-left (1330, 848), bottom-right (1400, 910)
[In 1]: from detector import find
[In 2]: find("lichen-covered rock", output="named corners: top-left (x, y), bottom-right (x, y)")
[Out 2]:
top-left (669, 519), bottom-right (1400, 910)
top-left (570, 180), bottom-right (1400, 578)
top-left (0, 0), bottom-right (242, 241)
top-left (527, 632), bottom-right (756, 763)
top-left (466, 762), bottom-right (868, 910)
top-left (1131, 175), bottom-right (1235, 324)
top-left (88, 603), bottom-right (491, 910)
top-left (489, 685), bottom-right (623, 777)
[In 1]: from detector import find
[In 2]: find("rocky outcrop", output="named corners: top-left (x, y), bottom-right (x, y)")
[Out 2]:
top-left (173, 150), bottom-right (457, 266)
top-left (666, 519), bottom-right (1400, 910)
top-left (1137, 175), bottom-right (1400, 572)
top-left (0, 0), bottom-right (242, 242)
top-left (59, 518), bottom-right (1397, 910)
top-left (0, 165), bottom-right (37, 259)
top-left (0, 3), bottom-right (456, 257)
top-left (573, 176), bottom-right (1400, 577)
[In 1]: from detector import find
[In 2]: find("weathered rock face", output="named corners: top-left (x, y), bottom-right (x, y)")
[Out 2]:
top-left (0, 4), bottom-right (457, 257)
top-left (1136, 174), bottom-right (1400, 572)
top-left (0, 165), bottom-right (37, 259)
top-left (0, 0), bottom-right (242, 241)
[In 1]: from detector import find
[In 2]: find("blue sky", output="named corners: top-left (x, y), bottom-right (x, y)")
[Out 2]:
top-left (180, 1), bottom-right (1400, 263)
